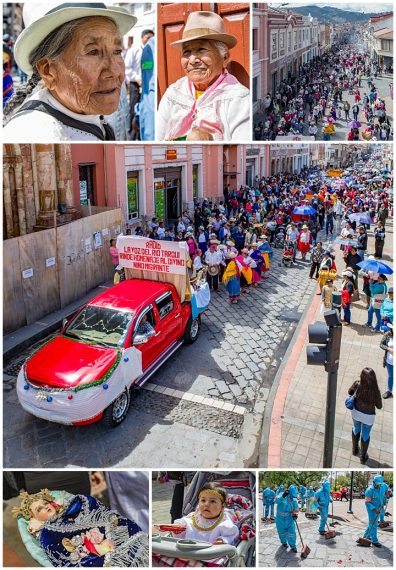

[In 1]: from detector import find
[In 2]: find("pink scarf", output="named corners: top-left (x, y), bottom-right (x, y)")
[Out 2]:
top-left (165, 72), bottom-right (233, 140)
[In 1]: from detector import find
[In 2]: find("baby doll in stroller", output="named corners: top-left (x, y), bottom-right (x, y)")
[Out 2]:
top-left (152, 471), bottom-right (256, 567)
top-left (282, 242), bottom-right (295, 267)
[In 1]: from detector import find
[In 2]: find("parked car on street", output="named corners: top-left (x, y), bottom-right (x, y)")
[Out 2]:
top-left (17, 279), bottom-right (202, 427)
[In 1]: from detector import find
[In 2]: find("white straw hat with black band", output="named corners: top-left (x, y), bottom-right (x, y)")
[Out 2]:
top-left (15, 1), bottom-right (137, 75)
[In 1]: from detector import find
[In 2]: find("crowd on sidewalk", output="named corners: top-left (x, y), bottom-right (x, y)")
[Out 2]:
top-left (111, 156), bottom-right (393, 466)
top-left (254, 40), bottom-right (393, 142)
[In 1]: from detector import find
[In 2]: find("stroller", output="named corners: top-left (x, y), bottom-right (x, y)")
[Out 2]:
top-left (152, 471), bottom-right (256, 567)
top-left (281, 241), bottom-right (295, 267)
top-left (305, 497), bottom-right (318, 519)
top-left (274, 226), bottom-right (286, 248)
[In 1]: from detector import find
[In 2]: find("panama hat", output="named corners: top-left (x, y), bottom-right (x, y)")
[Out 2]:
top-left (171, 11), bottom-right (237, 48)
top-left (15, 1), bottom-right (137, 74)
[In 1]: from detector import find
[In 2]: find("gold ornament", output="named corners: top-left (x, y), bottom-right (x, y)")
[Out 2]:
top-left (198, 489), bottom-right (225, 503)
top-left (192, 512), bottom-right (224, 532)
top-left (12, 489), bottom-right (55, 520)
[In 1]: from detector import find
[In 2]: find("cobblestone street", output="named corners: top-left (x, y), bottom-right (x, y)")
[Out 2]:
top-left (3, 246), bottom-right (318, 468)
top-left (259, 513), bottom-right (393, 567)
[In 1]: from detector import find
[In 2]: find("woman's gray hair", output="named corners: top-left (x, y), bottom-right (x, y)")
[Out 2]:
top-left (4, 16), bottom-right (118, 119)
top-left (211, 40), bottom-right (229, 58)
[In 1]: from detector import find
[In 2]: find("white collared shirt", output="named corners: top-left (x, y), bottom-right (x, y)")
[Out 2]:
top-left (3, 87), bottom-right (106, 142)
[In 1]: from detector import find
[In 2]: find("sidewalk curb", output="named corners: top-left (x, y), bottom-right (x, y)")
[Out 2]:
top-left (3, 280), bottom-right (114, 365)
top-left (259, 276), bottom-right (321, 467)
top-left (3, 309), bottom-right (77, 365)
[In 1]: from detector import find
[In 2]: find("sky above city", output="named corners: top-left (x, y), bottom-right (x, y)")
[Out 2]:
top-left (282, 3), bottom-right (393, 12)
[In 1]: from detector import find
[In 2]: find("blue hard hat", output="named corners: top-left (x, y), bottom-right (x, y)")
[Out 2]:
top-left (289, 485), bottom-right (299, 498)
top-left (373, 475), bottom-right (384, 486)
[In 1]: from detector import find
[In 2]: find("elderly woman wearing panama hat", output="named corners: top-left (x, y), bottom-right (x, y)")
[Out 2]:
top-left (157, 11), bottom-right (250, 142)
top-left (3, 1), bottom-right (136, 141)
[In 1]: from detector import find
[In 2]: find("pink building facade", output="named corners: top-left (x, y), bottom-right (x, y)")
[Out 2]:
top-left (253, 3), bottom-right (319, 109)
top-left (71, 145), bottom-right (271, 231)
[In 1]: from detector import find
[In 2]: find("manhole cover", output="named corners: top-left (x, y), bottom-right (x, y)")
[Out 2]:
top-left (279, 311), bottom-right (301, 322)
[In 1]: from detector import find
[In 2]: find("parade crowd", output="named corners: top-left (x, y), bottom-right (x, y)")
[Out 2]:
top-left (254, 38), bottom-right (393, 142)
top-left (111, 156), bottom-right (393, 466)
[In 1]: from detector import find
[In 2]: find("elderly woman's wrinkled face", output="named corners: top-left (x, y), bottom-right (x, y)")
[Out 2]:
top-left (38, 17), bottom-right (124, 115)
top-left (30, 500), bottom-right (57, 522)
top-left (181, 39), bottom-right (229, 89)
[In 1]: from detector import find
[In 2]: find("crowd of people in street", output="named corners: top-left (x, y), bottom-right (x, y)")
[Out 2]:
top-left (111, 153), bottom-right (392, 465)
top-left (254, 39), bottom-right (393, 142)
top-left (261, 475), bottom-right (392, 552)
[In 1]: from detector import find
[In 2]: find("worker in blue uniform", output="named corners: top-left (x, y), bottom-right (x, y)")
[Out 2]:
top-left (275, 485), bottom-right (299, 552)
top-left (379, 484), bottom-right (393, 526)
top-left (307, 486), bottom-right (315, 499)
top-left (299, 484), bottom-right (307, 510)
top-left (315, 480), bottom-right (332, 534)
top-left (361, 475), bottom-right (387, 546)
top-left (262, 487), bottom-right (276, 520)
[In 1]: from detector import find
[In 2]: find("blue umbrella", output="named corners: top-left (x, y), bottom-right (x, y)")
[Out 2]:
top-left (357, 259), bottom-right (393, 275)
top-left (335, 237), bottom-right (360, 247)
top-left (352, 184), bottom-right (365, 189)
top-left (292, 206), bottom-right (316, 216)
top-left (348, 213), bottom-right (373, 225)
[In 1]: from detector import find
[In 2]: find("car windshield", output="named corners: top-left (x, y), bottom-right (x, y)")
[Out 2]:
top-left (65, 306), bottom-right (134, 348)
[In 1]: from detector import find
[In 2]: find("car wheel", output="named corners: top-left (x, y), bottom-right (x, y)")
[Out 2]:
top-left (102, 388), bottom-right (131, 427)
top-left (183, 316), bottom-right (201, 344)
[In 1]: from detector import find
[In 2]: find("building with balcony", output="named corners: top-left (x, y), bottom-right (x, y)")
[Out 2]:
top-left (70, 145), bottom-right (270, 232)
top-left (252, 4), bottom-right (319, 112)
top-left (368, 12), bottom-right (393, 69)
top-left (269, 144), bottom-right (314, 175)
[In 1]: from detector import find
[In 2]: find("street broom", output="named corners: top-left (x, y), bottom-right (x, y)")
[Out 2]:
top-left (324, 522), bottom-right (336, 540)
top-left (356, 511), bottom-right (381, 547)
top-left (330, 499), bottom-right (339, 527)
top-left (295, 518), bottom-right (311, 558)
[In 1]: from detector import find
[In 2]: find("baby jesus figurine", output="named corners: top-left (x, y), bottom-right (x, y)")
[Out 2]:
top-left (13, 489), bottom-right (149, 567)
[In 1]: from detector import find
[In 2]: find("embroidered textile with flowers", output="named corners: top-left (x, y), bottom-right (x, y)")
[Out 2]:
top-left (19, 493), bottom-right (148, 567)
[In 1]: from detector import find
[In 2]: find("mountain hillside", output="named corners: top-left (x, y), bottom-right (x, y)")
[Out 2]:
top-left (291, 5), bottom-right (380, 23)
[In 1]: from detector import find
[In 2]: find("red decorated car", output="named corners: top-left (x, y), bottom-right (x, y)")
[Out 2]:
top-left (17, 279), bottom-right (202, 427)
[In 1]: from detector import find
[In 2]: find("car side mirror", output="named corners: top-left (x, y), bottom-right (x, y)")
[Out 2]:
top-left (133, 334), bottom-right (148, 345)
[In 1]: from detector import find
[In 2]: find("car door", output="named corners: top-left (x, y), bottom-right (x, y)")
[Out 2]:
top-left (132, 304), bottom-right (162, 370)
top-left (154, 291), bottom-right (183, 349)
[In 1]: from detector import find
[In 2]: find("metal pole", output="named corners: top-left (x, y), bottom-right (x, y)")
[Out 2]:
top-left (322, 325), bottom-right (342, 469)
top-left (347, 472), bottom-right (354, 514)
top-left (323, 368), bottom-right (338, 468)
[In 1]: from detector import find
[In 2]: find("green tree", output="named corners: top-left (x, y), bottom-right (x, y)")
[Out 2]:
top-left (259, 471), bottom-right (330, 490)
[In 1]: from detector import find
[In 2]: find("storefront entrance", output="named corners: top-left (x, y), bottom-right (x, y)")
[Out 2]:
top-left (153, 167), bottom-right (182, 227)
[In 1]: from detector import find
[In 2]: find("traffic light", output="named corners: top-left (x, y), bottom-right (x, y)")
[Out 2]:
top-left (306, 310), bottom-right (342, 372)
